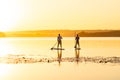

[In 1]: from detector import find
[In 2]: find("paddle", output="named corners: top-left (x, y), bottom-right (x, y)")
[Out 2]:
top-left (51, 42), bottom-right (57, 50)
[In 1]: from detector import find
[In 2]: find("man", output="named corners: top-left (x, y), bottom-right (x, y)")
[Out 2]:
top-left (57, 34), bottom-right (62, 48)
top-left (74, 34), bottom-right (80, 48)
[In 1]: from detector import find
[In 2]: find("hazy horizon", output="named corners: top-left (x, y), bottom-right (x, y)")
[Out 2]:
top-left (2, 29), bottom-right (120, 32)
top-left (0, 0), bottom-right (120, 31)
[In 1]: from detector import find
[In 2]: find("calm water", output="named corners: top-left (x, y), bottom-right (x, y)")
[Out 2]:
top-left (0, 37), bottom-right (120, 80)
top-left (0, 37), bottom-right (120, 57)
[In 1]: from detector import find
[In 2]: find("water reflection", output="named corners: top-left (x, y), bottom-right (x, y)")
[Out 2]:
top-left (0, 39), bottom-right (15, 57)
top-left (57, 50), bottom-right (62, 66)
top-left (75, 49), bottom-right (80, 63)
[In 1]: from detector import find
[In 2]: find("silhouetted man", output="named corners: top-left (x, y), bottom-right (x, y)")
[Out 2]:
top-left (57, 34), bottom-right (62, 48)
top-left (74, 34), bottom-right (80, 48)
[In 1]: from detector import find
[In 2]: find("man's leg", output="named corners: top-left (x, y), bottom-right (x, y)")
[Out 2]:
top-left (77, 41), bottom-right (80, 48)
top-left (60, 41), bottom-right (62, 48)
top-left (74, 42), bottom-right (77, 48)
top-left (57, 41), bottom-right (59, 48)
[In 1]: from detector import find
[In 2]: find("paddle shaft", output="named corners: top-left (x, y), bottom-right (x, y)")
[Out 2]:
top-left (52, 42), bottom-right (57, 48)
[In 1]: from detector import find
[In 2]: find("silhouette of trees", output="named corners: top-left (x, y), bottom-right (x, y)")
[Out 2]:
top-left (3, 30), bottom-right (120, 37)
top-left (0, 32), bottom-right (5, 37)
top-left (78, 30), bottom-right (120, 37)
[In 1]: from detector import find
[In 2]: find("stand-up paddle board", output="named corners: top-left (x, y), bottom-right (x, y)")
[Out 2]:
top-left (51, 48), bottom-right (65, 50)
top-left (75, 48), bottom-right (81, 50)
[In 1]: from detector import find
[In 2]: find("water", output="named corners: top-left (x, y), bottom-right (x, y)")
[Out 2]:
top-left (0, 37), bottom-right (120, 80)
top-left (0, 37), bottom-right (120, 57)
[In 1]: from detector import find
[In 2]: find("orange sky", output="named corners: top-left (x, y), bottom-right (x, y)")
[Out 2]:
top-left (0, 0), bottom-right (120, 31)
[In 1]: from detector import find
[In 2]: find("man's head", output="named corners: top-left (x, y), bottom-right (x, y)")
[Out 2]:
top-left (77, 34), bottom-right (79, 36)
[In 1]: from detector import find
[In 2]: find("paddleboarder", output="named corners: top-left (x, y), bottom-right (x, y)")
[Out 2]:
top-left (74, 34), bottom-right (80, 48)
top-left (57, 34), bottom-right (62, 48)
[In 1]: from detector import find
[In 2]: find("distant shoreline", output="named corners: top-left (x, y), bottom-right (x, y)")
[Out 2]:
top-left (1, 30), bottom-right (120, 37)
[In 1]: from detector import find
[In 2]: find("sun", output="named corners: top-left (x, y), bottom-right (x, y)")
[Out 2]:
top-left (0, 26), bottom-right (13, 32)
top-left (0, 0), bottom-right (22, 32)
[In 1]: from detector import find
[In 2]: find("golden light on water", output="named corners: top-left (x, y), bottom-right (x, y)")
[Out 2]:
top-left (0, 39), bottom-right (14, 56)
top-left (0, 38), bottom-right (120, 80)
top-left (0, 64), bottom-right (12, 76)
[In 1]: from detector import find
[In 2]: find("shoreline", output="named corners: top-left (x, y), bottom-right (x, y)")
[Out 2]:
top-left (0, 56), bottom-right (120, 64)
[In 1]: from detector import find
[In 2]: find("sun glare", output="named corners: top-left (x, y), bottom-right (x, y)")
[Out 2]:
top-left (0, 26), bottom-right (12, 32)
top-left (0, 64), bottom-right (13, 77)
top-left (0, 40), bottom-right (12, 56)
top-left (0, 0), bottom-right (22, 32)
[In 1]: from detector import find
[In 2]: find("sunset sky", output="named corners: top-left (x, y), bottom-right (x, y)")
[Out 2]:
top-left (0, 0), bottom-right (120, 31)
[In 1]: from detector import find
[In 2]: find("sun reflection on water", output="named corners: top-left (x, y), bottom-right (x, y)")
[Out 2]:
top-left (0, 64), bottom-right (13, 76)
top-left (0, 39), bottom-right (15, 57)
